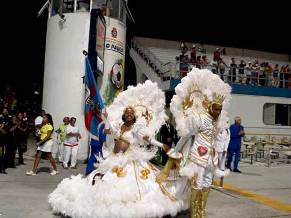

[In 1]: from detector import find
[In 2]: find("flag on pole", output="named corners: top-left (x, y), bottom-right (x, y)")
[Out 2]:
top-left (84, 57), bottom-right (107, 174)
top-left (84, 57), bottom-right (105, 137)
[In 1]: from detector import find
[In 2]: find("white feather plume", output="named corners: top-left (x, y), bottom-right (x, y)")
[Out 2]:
top-left (170, 68), bottom-right (232, 137)
top-left (107, 80), bottom-right (167, 137)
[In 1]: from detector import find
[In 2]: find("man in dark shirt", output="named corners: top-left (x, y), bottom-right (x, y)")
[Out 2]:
top-left (159, 120), bottom-right (178, 165)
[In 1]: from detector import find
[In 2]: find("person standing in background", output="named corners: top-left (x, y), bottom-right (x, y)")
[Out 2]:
top-left (159, 119), bottom-right (178, 165)
top-left (26, 113), bottom-right (58, 176)
top-left (226, 116), bottom-right (245, 173)
top-left (63, 117), bottom-right (81, 169)
top-left (55, 117), bottom-right (70, 163)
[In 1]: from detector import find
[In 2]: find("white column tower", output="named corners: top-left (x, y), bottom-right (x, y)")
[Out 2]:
top-left (42, 1), bottom-right (129, 160)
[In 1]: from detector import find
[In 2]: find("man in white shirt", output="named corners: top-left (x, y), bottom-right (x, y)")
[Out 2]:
top-left (34, 109), bottom-right (45, 140)
top-left (63, 117), bottom-right (81, 169)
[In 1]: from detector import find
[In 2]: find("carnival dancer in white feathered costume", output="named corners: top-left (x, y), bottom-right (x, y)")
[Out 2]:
top-left (165, 68), bottom-right (232, 218)
top-left (48, 80), bottom-right (189, 218)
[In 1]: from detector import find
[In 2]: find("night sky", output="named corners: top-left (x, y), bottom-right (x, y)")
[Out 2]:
top-left (3, 1), bottom-right (290, 98)
top-left (128, 0), bottom-right (290, 54)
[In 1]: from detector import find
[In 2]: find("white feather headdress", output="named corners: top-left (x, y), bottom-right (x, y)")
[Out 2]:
top-left (106, 80), bottom-right (167, 136)
top-left (170, 68), bottom-right (231, 136)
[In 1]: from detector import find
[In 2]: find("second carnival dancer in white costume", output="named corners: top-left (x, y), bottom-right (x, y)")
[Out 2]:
top-left (48, 80), bottom-right (189, 218)
top-left (165, 68), bottom-right (232, 218)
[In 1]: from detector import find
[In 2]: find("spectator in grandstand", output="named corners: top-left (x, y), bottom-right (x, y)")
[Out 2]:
top-left (238, 60), bottom-right (246, 83)
top-left (272, 64), bottom-right (280, 87)
top-left (218, 58), bottom-right (228, 81)
top-left (265, 63), bottom-right (273, 87)
top-left (201, 55), bottom-right (209, 68)
top-left (180, 42), bottom-right (188, 54)
top-left (213, 48), bottom-right (220, 62)
top-left (196, 56), bottom-right (202, 69)
top-left (279, 65), bottom-right (286, 88)
top-left (285, 65), bottom-right (291, 88)
top-left (252, 61), bottom-right (260, 85)
top-left (211, 60), bottom-right (218, 74)
top-left (179, 48), bottom-right (189, 77)
top-left (259, 62), bottom-right (266, 86)
top-left (229, 58), bottom-right (237, 83)
top-left (245, 62), bottom-right (253, 84)
top-left (190, 44), bottom-right (197, 65)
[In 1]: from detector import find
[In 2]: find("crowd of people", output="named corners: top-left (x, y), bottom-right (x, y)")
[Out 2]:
top-left (0, 87), bottom-right (37, 174)
top-left (177, 43), bottom-right (291, 88)
top-left (0, 86), bottom-right (83, 175)
top-left (25, 113), bottom-right (81, 176)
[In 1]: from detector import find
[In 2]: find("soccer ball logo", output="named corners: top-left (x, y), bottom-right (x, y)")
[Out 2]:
top-left (111, 27), bottom-right (117, 38)
top-left (111, 63), bottom-right (123, 89)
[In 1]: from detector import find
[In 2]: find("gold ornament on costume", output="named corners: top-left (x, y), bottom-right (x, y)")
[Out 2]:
top-left (212, 93), bottom-right (225, 105)
top-left (182, 85), bottom-right (201, 115)
top-left (202, 93), bottom-right (225, 111)
top-left (112, 166), bottom-right (126, 177)
top-left (141, 109), bottom-right (153, 125)
top-left (130, 97), bottom-right (153, 126)
top-left (140, 168), bottom-right (151, 180)
top-left (202, 95), bottom-right (211, 111)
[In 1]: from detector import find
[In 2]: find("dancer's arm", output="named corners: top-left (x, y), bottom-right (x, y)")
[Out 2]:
top-left (143, 135), bottom-right (170, 152)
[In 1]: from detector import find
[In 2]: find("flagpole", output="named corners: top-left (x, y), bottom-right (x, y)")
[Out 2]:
top-left (37, 0), bottom-right (50, 17)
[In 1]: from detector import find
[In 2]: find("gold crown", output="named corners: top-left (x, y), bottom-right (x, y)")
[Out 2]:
top-left (202, 93), bottom-right (225, 110)
top-left (212, 93), bottom-right (225, 105)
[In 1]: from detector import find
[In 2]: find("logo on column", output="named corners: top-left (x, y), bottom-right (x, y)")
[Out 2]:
top-left (111, 27), bottom-right (117, 38)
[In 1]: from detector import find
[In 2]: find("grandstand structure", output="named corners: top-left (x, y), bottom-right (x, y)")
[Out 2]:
top-left (130, 37), bottom-right (290, 91)
top-left (129, 36), bottom-right (291, 145)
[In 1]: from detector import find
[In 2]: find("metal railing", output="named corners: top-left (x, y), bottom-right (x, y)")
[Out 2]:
top-left (131, 38), bottom-right (175, 79)
top-left (171, 62), bottom-right (291, 88)
top-left (47, 0), bottom-right (128, 22)
top-left (131, 39), bottom-right (291, 88)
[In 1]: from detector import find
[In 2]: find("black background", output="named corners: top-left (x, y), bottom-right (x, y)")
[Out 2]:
top-left (2, 0), bottom-right (290, 99)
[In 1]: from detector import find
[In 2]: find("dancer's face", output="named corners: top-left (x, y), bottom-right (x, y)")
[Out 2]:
top-left (209, 103), bottom-right (222, 120)
top-left (123, 108), bottom-right (135, 122)
top-left (43, 115), bottom-right (48, 124)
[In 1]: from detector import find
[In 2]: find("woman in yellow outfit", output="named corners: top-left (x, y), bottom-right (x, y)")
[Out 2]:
top-left (26, 113), bottom-right (58, 176)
